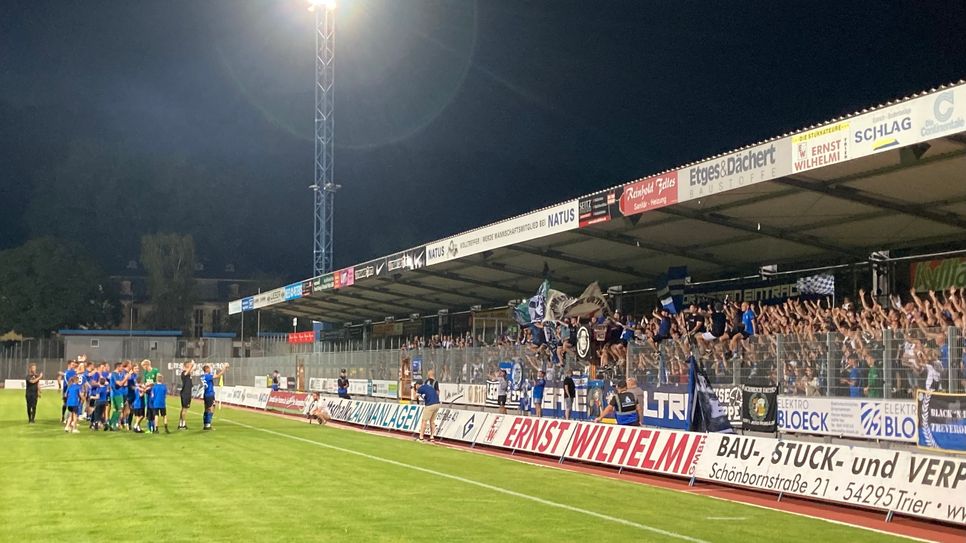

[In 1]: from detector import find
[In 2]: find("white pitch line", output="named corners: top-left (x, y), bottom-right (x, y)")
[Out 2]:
top-left (696, 493), bottom-right (938, 543)
top-left (222, 417), bottom-right (708, 543)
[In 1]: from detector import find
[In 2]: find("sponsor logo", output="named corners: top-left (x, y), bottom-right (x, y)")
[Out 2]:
top-left (484, 416), bottom-right (504, 443)
top-left (266, 288), bottom-right (285, 304)
top-left (620, 172), bottom-right (678, 216)
top-left (283, 283), bottom-right (303, 301)
top-left (860, 401), bottom-right (916, 439)
top-left (792, 122), bottom-right (849, 172)
top-left (462, 414), bottom-right (476, 439)
top-left (854, 111), bottom-right (912, 152)
top-left (860, 402), bottom-right (881, 435)
top-left (427, 244), bottom-right (446, 262)
top-left (547, 208), bottom-right (576, 228)
top-left (355, 265), bottom-right (375, 280)
top-left (312, 273), bottom-right (334, 291)
top-left (447, 240), bottom-right (458, 258)
top-left (241, 297), bottom-right (254, 311)
top-left (689, 145), bottom-right (777, 187)
top-left (387, 249), bottom-right (426, 272)
top-left (922, 90), bottom-right (965, 137)
top-left (578, 193), bottom-right (615, 227)
top-left (334, 267), bottom-right (355, 289)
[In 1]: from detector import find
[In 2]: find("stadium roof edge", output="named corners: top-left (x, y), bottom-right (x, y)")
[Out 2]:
top-left (58, 329), bottom-right (183, 337)
top-left (230, 78), bottom-right (966, 321)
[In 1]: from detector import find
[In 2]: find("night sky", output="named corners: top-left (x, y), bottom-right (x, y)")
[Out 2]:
top-left (3, 1), bottom-right (965, 282)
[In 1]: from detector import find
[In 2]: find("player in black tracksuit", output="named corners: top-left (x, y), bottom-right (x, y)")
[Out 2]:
top-left (178, 360), bottom-right (194, 430)
top-left (25, 363), bottom-right (42, 423)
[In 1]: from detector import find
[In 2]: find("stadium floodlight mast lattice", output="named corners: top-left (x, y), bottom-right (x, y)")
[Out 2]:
top-left (308, 0), bottom-right (339, 276)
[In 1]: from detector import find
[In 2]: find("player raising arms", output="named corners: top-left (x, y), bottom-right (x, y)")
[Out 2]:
top-left (178, 360), bottom-right (194, 430)
top-left (201, 364), bottom-right (229, 430)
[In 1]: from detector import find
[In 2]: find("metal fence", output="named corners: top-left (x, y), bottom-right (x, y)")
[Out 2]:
top-left (3, 328), bottom-right (963, 397)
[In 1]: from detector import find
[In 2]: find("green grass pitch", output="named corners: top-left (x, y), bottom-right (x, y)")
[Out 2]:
top-left (0, 391), bottom-right (908, 542)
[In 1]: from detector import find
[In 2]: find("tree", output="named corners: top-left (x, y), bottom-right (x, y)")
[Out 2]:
top-left (140, 233), bottom-right (196, 330)
top-left (0, 238), bottom-right (119, 337)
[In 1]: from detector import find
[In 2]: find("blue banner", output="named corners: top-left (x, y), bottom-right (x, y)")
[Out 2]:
top-left (917, 390), bottom-right (966, 453)
top-left (641, 382), bottom-right (690, 429)
top-left (283, 283), bottom-right (303, 301)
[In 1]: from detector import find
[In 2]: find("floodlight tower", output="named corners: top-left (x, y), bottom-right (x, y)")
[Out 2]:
top-left (309, 0), bottom-right (338, 276)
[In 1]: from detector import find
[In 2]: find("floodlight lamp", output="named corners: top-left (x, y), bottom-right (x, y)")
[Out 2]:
top-left (308, 0), bottom-right (337, 12)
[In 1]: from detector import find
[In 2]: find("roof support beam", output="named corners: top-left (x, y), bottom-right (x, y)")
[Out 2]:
top-left (326, 291), bottom-right (436, 315)
top-left (465, 258), bottom-right (587, 291)
top-left (344, 283), bottom-right (447, 311)
top-left (286, 297), bottom-right (383, 321)
top-left (575, 228), bottom-right (733, 267)
top-left (638, 148), bottom-right (966, 231)
top-left (657, 207), bottom-right (868, 260)
top-left (777, 176), bottom-right (966, 230)
top-left (377, 277), bottom-right (482, 301)
top-left (506, 244), bottom-right (657, 281)
top-left (411, 269), bottom-right (527, 296)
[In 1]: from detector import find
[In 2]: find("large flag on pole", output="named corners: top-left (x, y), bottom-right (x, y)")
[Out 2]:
top-left (514, 280), bottom-right (550, 326)
top-left (562, 282), bottom-right (609, 318)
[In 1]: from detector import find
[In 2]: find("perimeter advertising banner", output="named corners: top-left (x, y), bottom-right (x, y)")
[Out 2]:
top-left (283, 282), bottom-right (303, 301)
top-left (334, 267), bottom-right (355, 289)
top-left (679, 139), bottom-right (792, 203)
top-left (578, 190), bottom-right (619, 227)
top-left (917, 390), bottom-right (966, 453)
top-left (433, 408), bottom-right (487, 442)
top-left (266, 391), bottom-right (311, 415)
top-left (386, 247), bottom-right (426, 273)
top-left (424, 199), bottom-right (579, 266)
top-left (438, 382), bottom-right (487, 407)
top-left (354, 257), bottom-right (387, 282)
top-left (3, 379), bottom-right (60, 390)
top-left (911, 257), bottom-right (966, 292)
top-left (619, 171), bottom-right (678, 216)
top-left (298, 397), bottom-right (966, 524)
top-left (312, 273), bottom-right (335, 292)
top-left (777, 396), bottom-right (918, 443)
top-left (792, 121), bottom-right (851, 173)
top-left (695, 433), bottom-right (966, 525)
top-left (641, 383), bottom-right (690, 430)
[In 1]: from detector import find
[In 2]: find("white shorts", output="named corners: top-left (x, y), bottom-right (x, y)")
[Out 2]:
top-left (701, 332), bottom-right (720, 341)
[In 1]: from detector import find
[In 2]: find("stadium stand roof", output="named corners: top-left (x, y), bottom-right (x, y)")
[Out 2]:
top-left (230, 81), bottom-right (966, 324)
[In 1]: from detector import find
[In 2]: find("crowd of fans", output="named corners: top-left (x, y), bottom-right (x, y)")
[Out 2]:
top-left (395, 286), bottom-right (966, 398)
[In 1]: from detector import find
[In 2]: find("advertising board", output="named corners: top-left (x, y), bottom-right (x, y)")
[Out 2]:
top-left (777, 397), bottom-right (917, 443)
top-left (424, 200), bottom-right (579, 266)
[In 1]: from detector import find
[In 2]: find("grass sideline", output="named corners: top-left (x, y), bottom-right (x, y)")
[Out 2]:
top-left (0, 390), bottom-right (910, 542)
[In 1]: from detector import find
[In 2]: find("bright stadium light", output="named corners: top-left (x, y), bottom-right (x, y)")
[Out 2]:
top-left (307, 0), bottom-right (337, 12)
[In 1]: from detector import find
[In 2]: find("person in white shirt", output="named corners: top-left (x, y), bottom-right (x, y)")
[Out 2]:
top-left (303, 392), bottom-right (331, 425)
